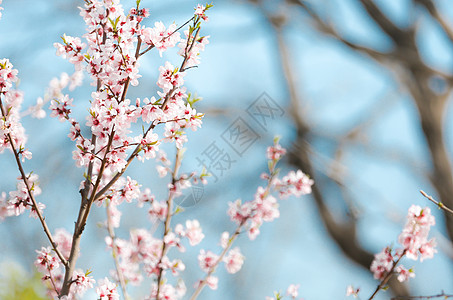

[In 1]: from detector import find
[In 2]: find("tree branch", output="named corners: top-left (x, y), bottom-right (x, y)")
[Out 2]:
top-left (420, 190), bottom-right (453, 216)
top-left (0, 95), bottom-right (68, 267)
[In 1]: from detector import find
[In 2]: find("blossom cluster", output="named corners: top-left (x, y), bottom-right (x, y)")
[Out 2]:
top-left (141, 21), bottom-right (180, 57)
top-left (227, 141), bottom-right (314, 240)
top-left (195, 139), bottom-right (313, 292)
top-left (195, 245), bottom-right (245, 291)
top-left (1, 2), bottom-right (321, 300)
top-left (51, 0), bottom-right (209, 185)
top-left (0, 59), bottom-right (27, 155)
top-left (345, 285), bottom-right (360, 298)
top-left (0, 1), bottom-right (211, 299)
top-left (0, 173), bottom-right (43, 221)
top-left (103, 226), bottom-right (192, 299)
top-left (34, 228), bottom-right (96, 299)
top-left (399, 205), bottom-right (436, 261)
top-left (98, 171), bottom-right (208, 299)
top-left (6, 173), bottom-right (43, 218)
top-left (370, 205), bottom-right (436, 283)
top-left (96, 278), bottom-right (120, 300)
top-left (28, 71), bottom-right (84, 119)
top-left (178, 29), bottom-right (210, 69)
top-left (0, 58), bottom-right (46, 221)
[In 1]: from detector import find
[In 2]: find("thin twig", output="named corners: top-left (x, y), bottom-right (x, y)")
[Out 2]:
top-left (368, 250), bottom-right (407, 300)
top-left (138, 16), bottom-right (195, 57)
top-left (392, 291), bottom-right (453, 299)
top-left (420, 190), bottom-right (453, 216)
top-left (155, 147), bottom-right (183, 299)
top-left (189, 224), bottom-right (242, 300)
top-left (47, 267), bottom-right (60, 297)
top-left (189, 163), bottom-right (279, 300)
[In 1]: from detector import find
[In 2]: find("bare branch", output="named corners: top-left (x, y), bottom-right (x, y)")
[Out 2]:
top-left (420, 190), bottom-right (453, 216)
top-left (416, 0), bottom-right (453, 44)
top-left (359, 0), bottom-right (406, 44)
top-left (392, 292), bottom-right (453, 299)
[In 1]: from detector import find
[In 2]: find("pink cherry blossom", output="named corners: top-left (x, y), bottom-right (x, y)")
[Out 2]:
top-left (286, 283), bottom-right (300, 298)
top-left (138, 131), bottom-right (160, 161)
top-left (35, 246), bottom-right (60, 272)
top-left (156, 165), bottom-right (169, 178)
top-left (0, 58), bottom-right (18, 91)
top-left (72, 138), bottom-right (94, 167)
top-left (419, 238), bottom-right (437, 261)
top-left (202, 275), bottom-right (218, 290)
top-left (29, 201), bottom-right (45, 219)
top-left (370, 205), bottom-right (437, 284)
top-left (54, 34), bottom-right (86, 71)
top-left (198, 249), bottom-right (219, 273)
top-left (49, 94), bottom-right (73, 122)
top-left (194, 4), bottom-right (209, 22)
top-left (370, 246), bottom-right (394, 280)
top-left (96, 277), bottom-right (119, 300)
top-left (398, 205), bottom-right (436, 260)
top-left (184, 219), bottom-right (204, 246)
top-left (112, 176), bottom-right (141, 204)
top-left (150, 281), bottom-right (186, 300)
top-left (0, 61), bottom-right (29, 157)
top-left (395, 265), bottom-right (415, 282)
top-left (254, 187), bottom-right (280, 222)
top-left (29, 97), bottom-right (47, 119)
top-left (72, 269), bottom-right (95, 295)
top-left (148, 200), bottom-right (168, 221)
top-left (346, 285), bottom-right (360, 298)
top-left (223, 247), bottom-right (244, 274)
top-left (141, 97), bottom-right (164, 123)
top-left (157, 61), bottom-right (185, 93)
top-left (2, 2), bottom-right (215, 299)
top-left (160, 256), bottom-right (186, 275)
top-left (220, 231), bottom-right (230, 249)
top-left (0, 192), bottom-right (13, 221)
top-left (227, 199), bottom-right (253, 224)
top-left (7, 173), bottom-right (42, 217)
top-left (21, 149), bottom-right (32, 161)
top-left (137, 188), bottom-right (155, 207)
top-left (140, 22), bottom-right (181, 57)
top-left (54, 228), bottom-right (73, 259)
top-left (277, 170), bottom-right (314, 198)
top-left (178, 31), bottom-right (210, 69)
top-left (267, 143), bottom-right (287, 161)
